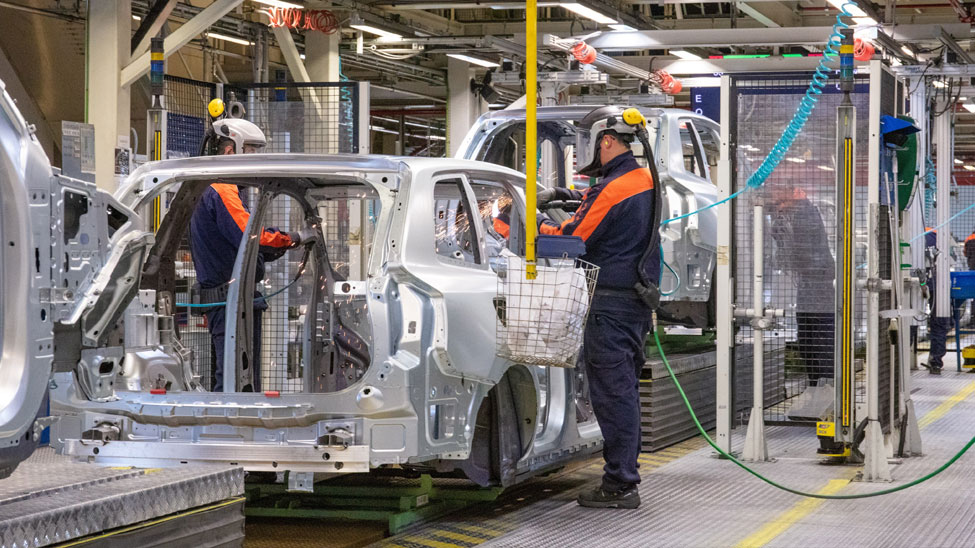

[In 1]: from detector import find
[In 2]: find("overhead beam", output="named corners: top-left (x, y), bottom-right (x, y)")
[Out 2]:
top-left (131, 0), bottom-right (178, 56)
top-left (736, 1), bottom-right (799, 28)
top-left (940, 27), bottom-right (975, 64)
top-left (587, 23), bottom-right (973, 49)
top-left (120, 0), bottom-right (243, 88)
top-left (271, 26), bottom-right (311, 82)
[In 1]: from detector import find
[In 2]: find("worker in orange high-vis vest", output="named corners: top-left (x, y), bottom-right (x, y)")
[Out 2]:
top-left (538, 106), bottom-right (659, 510)
top-left (964, 229), bottom-right (975, 271)
top-left (190, 118), bottom-right (301, 392)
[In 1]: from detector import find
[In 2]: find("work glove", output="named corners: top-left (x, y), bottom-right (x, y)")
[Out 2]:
top-left (537, 188), bottom-right (558, 204)
top-left (288, 232), bottom-right (301, 248)
top-left (296, 225), bottom-right (320, 247)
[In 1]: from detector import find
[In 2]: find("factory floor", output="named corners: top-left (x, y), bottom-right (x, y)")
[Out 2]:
top-left (301, 349), bottom-right (975, 548)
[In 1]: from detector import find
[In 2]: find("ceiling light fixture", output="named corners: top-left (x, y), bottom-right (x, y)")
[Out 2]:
top-left (852, 16), bottom-right (876, 26)
top-left (933, 80), bottom-right (947, 88)
top-left (446, 53), bottom-right (501, 68)
top-left (956, 159), bottom-right (964, 164)
top-left (901, 45), bottom-right (916, 58)
top-left (251, 0), bottom-right (304, 9)
top-left (965, 165), bottom-right (975, 171)
top-left (561, 3), bottom-right (617, 25)
top-left (827, 0), bottom-right (867, 17)
top-left (964, 103), bottom-right (975, 113)
top-left (786, 157), bottom-right (806, 163)
top-left (671, 49), bottom-right (702, 60)
top-left (133, 15), bottom-right (141, 20)
top-left (608, 24), bottom-right (637, 32)
top-left (350, 21), bottom-right (403, 41)
top-left (207, 32), bottom-right (253, 46)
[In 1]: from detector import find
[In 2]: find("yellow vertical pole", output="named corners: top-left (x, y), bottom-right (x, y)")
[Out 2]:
top-left (525, 0), bottom-right (538, 280)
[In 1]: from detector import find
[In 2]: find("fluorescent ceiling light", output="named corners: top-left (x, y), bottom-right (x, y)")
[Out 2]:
top-left (133, 15), bottom-right (141, 20)
top-left (818, 165), bottom-right (835, 171)
top-left (350, 24), bottom-right (403, 41)
top-left (890, 57), bottom-right (902, 66)
top-left (561, 3), bottom-right (617, 25)
top-left (933, 80), bottom-right (947, 88)
top-left (671, 49), bottom-right (702, 60)
top-left (786, 157), bottom-right (806, 163)
top-left (300, 53), bottom-right (306, 60)
top-left (956, 159), bottom-right (964, 164)
top-left (901, 45), bottom-right (916, 57)
top-left (207, 32), bottom-right (253, 46)
top-left (609, 24), bottom-right (637, 32)
top-left (827, 0), bottom-right (867, 18)
top-left (853, 16), bottom-right (876, 26)
top-left (965, 165), bottom-right (975, 171)
top-left (446, 53), bottom-right (500, 68)
top-left (964, 103), bottom-right (975, 113)
top-left (251, 0), bottom-right (304, 9)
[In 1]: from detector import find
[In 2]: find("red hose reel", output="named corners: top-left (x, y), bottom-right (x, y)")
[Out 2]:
top-left (264, 8), bottom-right (338, 34)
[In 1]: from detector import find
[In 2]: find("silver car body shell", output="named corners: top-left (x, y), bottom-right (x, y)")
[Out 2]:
top-left (457, 106), bottom-right (720, 307)
top-left (47, 153), bottom-right (602, 481)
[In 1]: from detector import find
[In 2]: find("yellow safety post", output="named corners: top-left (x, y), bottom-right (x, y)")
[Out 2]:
top-left (525, 0), bottom-right (537, 279)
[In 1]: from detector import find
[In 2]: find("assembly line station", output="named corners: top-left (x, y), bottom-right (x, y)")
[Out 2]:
top-left (3, 0), bottom-right (975, 546)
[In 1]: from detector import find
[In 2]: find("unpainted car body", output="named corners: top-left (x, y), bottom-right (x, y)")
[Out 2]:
top-left (19, 145), bottom-right (602, 485)
top-left (457, 106), bottom-right (721, 327)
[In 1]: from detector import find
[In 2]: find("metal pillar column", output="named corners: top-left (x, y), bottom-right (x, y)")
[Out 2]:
top-left (741, 205), bottom-right (769, 462)
top-left (715, 74), bottom-right (735, 454)
top-left (539, 82), bottom-right (559, 188)
top-left (86, 0), bottom-right (131, 191)
top-left (864, 60), bottom-right (891, 481)
top-left (935, 99), bottom-right (951, 337)
top-left (446, 57), bottom-right (482, 157)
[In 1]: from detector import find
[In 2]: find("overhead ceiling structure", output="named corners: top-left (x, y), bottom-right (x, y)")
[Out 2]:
top-left (5, 0), bottom-right (975, 157)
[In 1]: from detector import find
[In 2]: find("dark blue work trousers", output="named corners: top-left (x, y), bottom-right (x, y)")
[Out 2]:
top-left (206, 307), bottom-right (263, 392)
top-left (583, 295), bottom-right (652, 492)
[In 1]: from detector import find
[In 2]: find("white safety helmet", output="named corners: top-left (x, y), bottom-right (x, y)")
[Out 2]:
top-left (575, 106), bottom-right (647, 177)
top-left (211, 118), bottom-right (267, 154)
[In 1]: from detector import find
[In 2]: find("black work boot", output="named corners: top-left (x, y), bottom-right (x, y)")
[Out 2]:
top-left (577, 486), bottom-right (641, 509)
top-left (922, 362), bottom-right (943, 375)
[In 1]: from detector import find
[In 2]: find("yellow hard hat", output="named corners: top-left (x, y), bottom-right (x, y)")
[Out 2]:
top-left (208, 98), bottom-right (226, 119)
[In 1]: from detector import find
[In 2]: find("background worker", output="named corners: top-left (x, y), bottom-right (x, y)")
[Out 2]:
top-left (964, 228), bottom-right (975, 271)
top-left (538, 106), bottom-right (659, 510)
top-left (766, 184), bottom-right (835, 384)
top-left (923, 227), bottom-right (950, 374)
top-left (190, 118), bottom-right (300, 392)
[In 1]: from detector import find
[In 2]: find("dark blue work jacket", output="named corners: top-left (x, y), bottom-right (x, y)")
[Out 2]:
top-left (189, 183), bottom-right (292, 294)
top-left (539, 152), bottom-right (660, 291)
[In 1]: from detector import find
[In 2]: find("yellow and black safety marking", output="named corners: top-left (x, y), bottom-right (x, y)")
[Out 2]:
top-left (840, 136), bottom-right (854, 431)
top-left (375, 437), bottom-right (705, 548)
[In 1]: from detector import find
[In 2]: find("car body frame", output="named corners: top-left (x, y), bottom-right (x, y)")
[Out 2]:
top-left (458, 106), bottom-right (721, 327)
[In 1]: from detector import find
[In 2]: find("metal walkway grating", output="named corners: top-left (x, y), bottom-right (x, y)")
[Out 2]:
top-left (384, 369), bottom-right (975, 548)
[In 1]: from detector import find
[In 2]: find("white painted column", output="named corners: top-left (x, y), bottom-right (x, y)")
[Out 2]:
top-left (86, 0), bottom-right (131, 191)
top-left (715, 74), bottom-right (734, 454)
top-left (447, 57), bottom-right (485, 157)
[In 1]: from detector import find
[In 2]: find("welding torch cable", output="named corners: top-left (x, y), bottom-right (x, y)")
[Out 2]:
top-left (653, 328), bottom-right (975, 499)
top-left (175, 245), bottom-right (313, 308)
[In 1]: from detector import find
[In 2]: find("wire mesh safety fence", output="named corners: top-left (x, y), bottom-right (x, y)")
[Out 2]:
top-left (731, 73), bottom-right (871, 427)
top-left (496, 256), bottom-right (599, 368)
top-left (225, 82), bottom-right (359, 154)
top-left (163, 75), bottom-right (217, 159)
top-left (160, 77), bottom-right (363, 392)
top-left (174, 183), bottom-right (381, 393)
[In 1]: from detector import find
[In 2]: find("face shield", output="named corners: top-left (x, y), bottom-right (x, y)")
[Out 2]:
top-left (242, 142), bottom-right (266, 154)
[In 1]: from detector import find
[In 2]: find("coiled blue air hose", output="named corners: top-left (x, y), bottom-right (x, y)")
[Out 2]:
top-left (660, 1), bottom-right (854, 228)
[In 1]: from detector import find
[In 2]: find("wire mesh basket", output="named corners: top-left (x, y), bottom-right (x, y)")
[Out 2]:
top-left (495, 253), bottom-right (599, 368)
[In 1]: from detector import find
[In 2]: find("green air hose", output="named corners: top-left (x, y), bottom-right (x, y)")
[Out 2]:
top-left (652, 329), bottom-right (975, 499)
